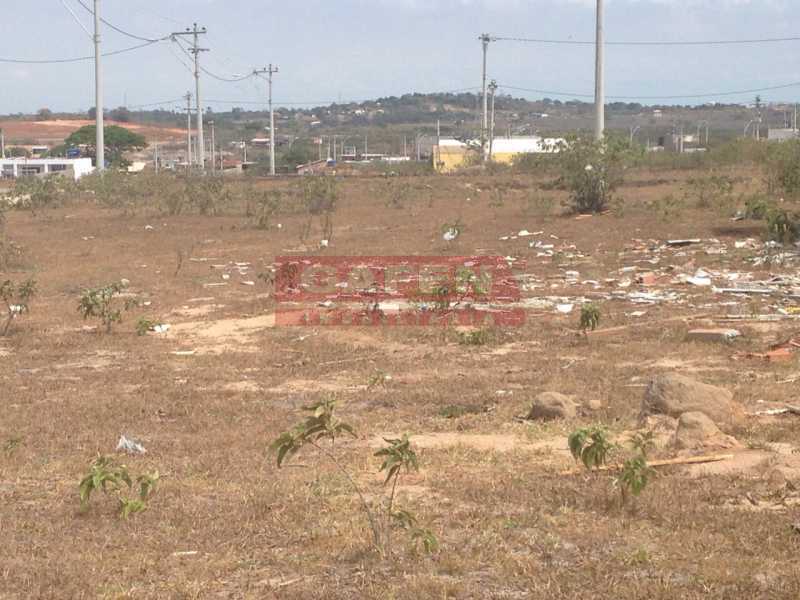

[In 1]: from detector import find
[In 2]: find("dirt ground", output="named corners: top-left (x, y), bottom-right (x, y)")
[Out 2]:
top-left (0, 120), bottom-right (185, 145)
top-left (1, 168), bottom-right (800, 599)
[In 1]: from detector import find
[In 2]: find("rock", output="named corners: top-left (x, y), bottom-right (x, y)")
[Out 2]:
top-left (583, 398), bottom-right (603, 412)
top-left (527, 392), bottom-right (578, 421)
top-left (642, 373), bottom-right (744, 428)
top-left (673, 412), bottom-right (741, 451)
top-left (686, 328), bottom-right (741, 343)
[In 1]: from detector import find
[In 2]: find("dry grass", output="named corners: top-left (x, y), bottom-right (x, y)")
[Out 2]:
top-left (1, 168), bottom-right (799, 598)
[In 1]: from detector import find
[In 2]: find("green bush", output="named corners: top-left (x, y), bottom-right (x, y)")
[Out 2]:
top-left (556, 134), bottom-right (635, 213)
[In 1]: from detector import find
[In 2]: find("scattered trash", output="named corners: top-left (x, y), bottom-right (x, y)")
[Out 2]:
top-left (556, 303), bottom-right (574, 314)
top-left (667, 239), bottom-right (701, 247)
top-left (171, 350), bottom-right (196, 356)
top-left (443, 228), bottom-right (459, 242)
top-left (116, 435), bottom-right (147, 455)
top-left (152, 324), bottom-right (171, 334)
top-left (320, 239), bottom-right (329, 248)
top-left (144, 225), bottom-right (154, 231)
top-left (172, 551), bottom-right (200, 557)
top-left (240, 281), bottom-right (256, 286)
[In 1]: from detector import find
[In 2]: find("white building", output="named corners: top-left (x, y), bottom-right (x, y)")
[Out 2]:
top-left (0, 158), bottom-right (95, 181)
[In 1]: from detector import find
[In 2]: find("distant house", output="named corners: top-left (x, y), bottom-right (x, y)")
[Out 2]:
top-left (0, 157), bottom-right (95, 181)
top-left (768, 128), bottom-right (799, 142)
top-left (432, 136), bottom-right (563, 173)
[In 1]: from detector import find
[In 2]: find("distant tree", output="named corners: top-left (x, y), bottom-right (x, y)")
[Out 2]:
top-left (64, 125), bottom-right (146, 166)
top-left (109, 107), bottom-right (131, 123)
top-left (280, 140), bottom-right (315, 169)
top-left (7, 147), bottom-right (30, 158)
top-left (87, 107), bottom-right (97, 120)
top-left (36, 108), bottom-right (53, 121)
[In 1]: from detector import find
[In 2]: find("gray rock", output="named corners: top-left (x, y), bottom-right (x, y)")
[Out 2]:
top-left (673, 412), bottom-right (741, 450)
top-left (527, 392), bottom-right (578, 421)
top-left (642, 373), bottom-right (744, 429)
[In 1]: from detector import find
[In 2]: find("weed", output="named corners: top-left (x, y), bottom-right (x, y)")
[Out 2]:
top-left (78, 281), bottom-right (139, 333)
top-left (0, 278), bottom-right (36, 336)
top-left (299, 177), bottom-right (338, 242)
top-left (78, 456), bottom-right (159, 519)
top-left (766, 208), bottom-right (800, 244)
top-left (568, 426), bottom-right (615, 471)
top-left (367, 370), bottom-right (391, 390)
top-left (135, 317), bottom-right (165, 336)
top-left (615, 454), bottom-right (655, 505)
top-left (384, 180), bottom-right (412, 209)
top-left (271, 399), bottom-right (437, 558)
top-left (579, 303), bottom-right (601, 333)
top-left (250, 189), bottom-right (284, 229)
top-left (743, 194), bottom-right (771, 220)
top-left (684, 174), bottom-right (733, 209)
top-left (457, 328), bottom-right (492, 346)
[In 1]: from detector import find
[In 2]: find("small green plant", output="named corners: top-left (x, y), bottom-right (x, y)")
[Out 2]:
top-left (135, 317), bottom-right (156, 336)
top-left (78, 281), bottom-right (138, 333)
top-left (0, 278), bottom-right (36, 336)
top-left (579, 303), bottom-right (601, 333)
top-left (568, 426), bottom-right (615, 471)
top-left (457, 328), bottom-right (492, 346)
top-left (251, 189), bottom-right (283, 229)
top-left (270, 400), bottom-right (437, 558)
top-left (743, 194), bottom-right (770, 220)
top-left (299, 177), bottom-right (338, 242)
top-left (766, 208), bottom-right (800, 244)
top-left (78, 456), bottom-right (159, 519)
top-left (616, 455), bottom-right (653, 504)
top-left (367, 369), bottom-right (391, 390)
top-left (440, 219), bottom-right (463, 241)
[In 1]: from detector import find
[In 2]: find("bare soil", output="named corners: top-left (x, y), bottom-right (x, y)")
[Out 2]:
top-left (1, 168), bottom-right (800, 599)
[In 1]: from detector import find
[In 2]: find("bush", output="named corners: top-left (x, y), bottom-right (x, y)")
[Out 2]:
top-left (762, 140), bottom-right (800, 198)
top-left (556, 134), bottom-right (634, 213)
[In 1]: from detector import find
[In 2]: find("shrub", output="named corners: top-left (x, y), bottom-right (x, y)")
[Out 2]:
top-left (766, 208), bottom-right (800, 244)
top-left (79, 456), bottom-right (159, 519)
top-left (0, 278), bottom-right (36, 336)
top-left (762, 139), bottom-right (800, 198)
top-left (78, 281), bottom-right (138, 333)
top-left (556, 134), bottom-right (634, 213)
top-left (568, 426), bottom-right (615, 471)
top-left (271, 399), bottom-right (437, 558)
top-left (579, 303), bottom-right (601, 333)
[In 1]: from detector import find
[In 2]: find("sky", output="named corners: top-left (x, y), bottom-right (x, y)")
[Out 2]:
top-left (1, 0), bottom-right (799, 114)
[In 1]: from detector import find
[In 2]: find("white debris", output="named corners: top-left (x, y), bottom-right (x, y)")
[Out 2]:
top-left (116, 435), bottom-right (147, 455)
top-left (443, 228), bottom-right (459, 242)
top-left (556, 303), bottom-right (574, 314)
top-left (152, 324), bottom-right (171, 334)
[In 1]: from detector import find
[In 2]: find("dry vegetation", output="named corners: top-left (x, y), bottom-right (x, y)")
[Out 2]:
top-left (1, 147), bottom-right (800, 598)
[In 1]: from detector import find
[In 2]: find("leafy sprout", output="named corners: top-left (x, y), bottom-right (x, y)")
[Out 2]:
top-left (568, 426), bottom-right (616, 471)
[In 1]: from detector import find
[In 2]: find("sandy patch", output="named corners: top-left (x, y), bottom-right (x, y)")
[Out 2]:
top-left (166, 313), bottom-right (276, 354)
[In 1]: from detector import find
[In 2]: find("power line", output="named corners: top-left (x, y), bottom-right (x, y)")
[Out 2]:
top-left (173, 37), bottom-right (254, 82)
top-left (59, 0), bottom-right (92, 38)
top-left (127, 97), bottom-right (186, 109)
top-left (74, 0), bottom-right (170, 43)
top-left (500, 81), bottom-right (800, 100)
top-left (494, 35), bottom-right (800, 46)
top-left (0, 40), bottom-right (160, 64)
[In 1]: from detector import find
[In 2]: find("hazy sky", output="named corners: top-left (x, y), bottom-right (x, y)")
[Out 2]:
top-left (1, 0), bottom-right (799, 113)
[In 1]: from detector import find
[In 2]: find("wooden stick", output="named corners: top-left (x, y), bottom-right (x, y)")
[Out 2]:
top-left (560, 453), bottom-right (734, 475)
top-left (586, 313), bottom-right (712, 337)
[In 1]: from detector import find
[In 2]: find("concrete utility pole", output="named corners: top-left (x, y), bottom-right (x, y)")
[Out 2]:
top-left (479, 33), bottom-right (494, 161)
top-left (184, 92), bottom-right (193, 169)
top-left (488, 79), bottom-right (498, 160)
top-left (0, 129), bottom-right (5, 159)
top-left (94, 0), bottom-right (105, 171)
top-left (209, 120), bottom-right (216, 174)
top-left (254, 65), bottom-right (279, 175)
top-left (594, 0), bottom-right (605, 141)
top-left (172, 24), bottom-right (208, 169)
top-left (154, 143), bottom-right (159, 173)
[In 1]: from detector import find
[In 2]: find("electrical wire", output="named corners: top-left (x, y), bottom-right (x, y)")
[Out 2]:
top-left (500, 81), bottom-right (800, 100)
top-left (74, 0), bottom-right (170, 43)
top-left (494, 35), bottom-right (800, 47)
top-left (172, 37), bottom-right (255, 82)
top-left (127, 97), bottom-right (186, 110)
top-left (0, 40), bottom-right (160, 64)
top-left (59, 0), bottom-right (93, 39)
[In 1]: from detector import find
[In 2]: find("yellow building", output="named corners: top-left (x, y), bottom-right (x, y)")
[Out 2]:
top-left (432, 136), bottom-right (563, 173)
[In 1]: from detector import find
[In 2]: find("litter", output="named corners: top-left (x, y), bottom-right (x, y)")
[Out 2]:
top-left (144, 225), bottom-right (154, 231)
top-left (152, 324), bottom-right (171, 334)
top-left (240, 281), bottom-right (256, 286)
top-left (556, 303), bottom-right (574, 314)
top-left (116, 435), bottom-right (146, 455)
top-left (171, 350), bottom-right (196, 356)
top-left (443, 228), bottom-right (459, 242)
top-left (667, 239), bottom-right (701, 247)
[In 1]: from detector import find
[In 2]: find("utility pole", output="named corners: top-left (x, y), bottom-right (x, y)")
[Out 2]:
top-left (488, 79), bottom-right (498, 160)
top-left (594, 0), bottom-right (605, 141)
top-left (253, 65), bottom-right (279, 175)
top-left (172, 24), bottom-right (208, 169)
top-left (209, 120), bottom-right (216, 174)
top-left (94, 0), bottom-right (105, 171)
top-left (154, 143), bottom-right (159, 174)
top-left (479, 34), bottom-right (494, 161)
top-left (0, 129), bottom-right (5, 159)
top-left (184, 92), bottom-right (193, 170)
